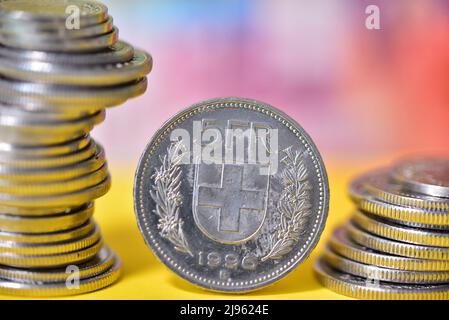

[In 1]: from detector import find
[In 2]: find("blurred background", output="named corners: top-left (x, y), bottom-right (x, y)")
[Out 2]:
top-left (95, 0), bottom-right (449, 170)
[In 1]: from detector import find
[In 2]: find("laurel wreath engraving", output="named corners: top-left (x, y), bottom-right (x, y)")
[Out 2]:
top-left (254, 147), bottom-right (312, 261)
top-left (150, 141), bottom-right (193, 257)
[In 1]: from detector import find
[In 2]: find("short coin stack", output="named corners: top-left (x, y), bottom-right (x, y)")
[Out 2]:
top-left (315, 158), bottom-right (449, 299)
top-left (0, 0), bottom-right (151, 296)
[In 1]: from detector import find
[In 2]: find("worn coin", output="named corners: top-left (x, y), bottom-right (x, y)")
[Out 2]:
top-left (134, 97), bottom-right (329, 292)
top-left (392, 157), bottom-right (449, 198)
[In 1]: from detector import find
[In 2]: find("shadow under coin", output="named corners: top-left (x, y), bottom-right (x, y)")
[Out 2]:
top-left (168, 254), bottom-right (321, 297)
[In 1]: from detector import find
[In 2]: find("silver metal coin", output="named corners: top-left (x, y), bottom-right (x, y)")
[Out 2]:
top-left (0, 41), bottom-right (135, 65)
top-left (0, 15), bottom-right (114, 40)
top-left (134, 97), bottom-right (329, 292)
top-left (392, 157), bottom-right (449, 198)
top-left (0, 0), bottom-right (108, 27)
top-left (0, 76), bottom-right (148, 111)
top-left (0, 26), bottom-right (118, 52)
top-left (0, 49), bottom-right (152, 86)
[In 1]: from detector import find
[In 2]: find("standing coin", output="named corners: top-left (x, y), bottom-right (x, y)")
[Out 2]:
top-left (392, 157), bottom-right (449, 198)
top-left (134, 97), bottom-right (329, 292)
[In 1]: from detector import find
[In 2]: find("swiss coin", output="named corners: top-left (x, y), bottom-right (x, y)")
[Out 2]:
top-left (0, 245), bottom-right (115, 283)
top-left (347, 221), bottom-right (449, 261)
top-left (0, 76), bottom-right (148, 111)
top-left (328, 226), bottom-right (449, 271)
top-left (0, 202), bottom-right (93, 232)
top-left (0, 41), bottom-right (135, 65)
top-left (350, 169), bottom-right (449, 229)
top-left (0, 256), bottom-right (120, 297)
top-left (134, 97), bottom-right (330, 292)
top-left (0, 27), bottom-right (118, 52)
top-left (0, 0), bottom-right (108, 26)
top-left (314, 257), bottom-right (449, 300)
top-left (392, 157), bottom-right (449, 198)
top-left (0, 50), bottom-right (152, 86)
top-left (0, 239), bottom-right (103, 268)
top-left (352, 210), bottom-right (449, 248)
top-left (322, 246), bottom-right (449, 284)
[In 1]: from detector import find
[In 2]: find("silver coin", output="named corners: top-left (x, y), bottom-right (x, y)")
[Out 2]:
top-left (0, 26), bottom-right (118, 52)
top-left (0, 41), bottom-right (134, 65)
top-left (134, 97), bottom-right (329, 292)
top-left (392, 157), bottom-right (449, 198)
top-left (0, 202), bottom-right (94, 231)
top-left (0, 110), bottom-right (105, 145)
top-left (0, 0), bottom-right (108, 26)
top-left (0, 15), bottom-right (114, 39)
top-left (0, 76), bottom-right (147, 111)
top-left (0, 49), bottom-right (152, 86)
top-left (0, 135), bottom-right (90, 158)
top-left (0, 144), bottom-right (105, 182)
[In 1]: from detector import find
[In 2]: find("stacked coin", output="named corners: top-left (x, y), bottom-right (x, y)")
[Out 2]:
top-left (315, 157), bottom-right (449, 299)
top-left (0, 0), bottom-right (151, 296)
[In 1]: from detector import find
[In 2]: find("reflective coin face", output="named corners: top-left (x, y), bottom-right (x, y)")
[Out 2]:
top-left (392, 157), bottom-right (449, 198)
top-left (134, 97), bottom-right (329, 292)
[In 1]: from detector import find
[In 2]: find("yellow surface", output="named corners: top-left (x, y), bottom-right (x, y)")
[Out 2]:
top-left (0, 162), bottom-right (380, 300)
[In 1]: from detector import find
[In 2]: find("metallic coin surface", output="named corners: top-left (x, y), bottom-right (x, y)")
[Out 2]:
top-left (0, 203), bottom-right (93, 232)
top-left (322, 246), bottom-right (449, 284)
top-left (314, 258), bottom-right (449, 300)
top-left (0, 245), bottom-right (115, 283)
top-left (329, 226), bottom-right (449, 271)
top-left (347, 221), bottom-right (449, 261)
top-left (349, 170), bottom-right (449, 229)
top-left (0, 49), bottom-right (152, 86)
top-left (0, 76), bottom-right (147, 111)
top-left (352, 210), bottom-right (449, 248)
top-left (392, 157), bottom-right (449, 198)
top-left (134, 97), bottom-right (329, 292)
top-left (0, 239), bottom-right (103, 268)
top-left (0, 27), bottom-right (118, 52)
top-left (362, 169), bottom-right (449, 211)
top-left (0, 16), bottom-right (114, 39)
top-left (0, 41), bottom-right (134, 65)
top-left (0, 0), bottom-right (108, 24)
top-left (0, 255), bottom-right (120, 297)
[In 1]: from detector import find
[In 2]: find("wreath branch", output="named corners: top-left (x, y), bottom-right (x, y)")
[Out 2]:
top-left (260, 147), bottom-right (311, 261)
top-left (150, 141), bottom-right (193, 256)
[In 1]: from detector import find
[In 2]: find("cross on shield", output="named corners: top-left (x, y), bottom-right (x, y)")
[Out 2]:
top-left (193, 163), bottom-right (270, 244)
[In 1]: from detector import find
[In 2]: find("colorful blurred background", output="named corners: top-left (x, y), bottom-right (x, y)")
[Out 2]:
top-left (68, 0), bottom-right (449, 299)
top-left (95, 0), bottom-right (449, 170)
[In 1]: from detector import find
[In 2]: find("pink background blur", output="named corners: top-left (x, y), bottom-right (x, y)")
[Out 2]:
top-left (94, 0), bottom-right (449, 169)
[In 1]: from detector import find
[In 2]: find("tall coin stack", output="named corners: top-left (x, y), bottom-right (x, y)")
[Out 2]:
top-left (315, 158), bottom-right (449, 299)
top-left (0, 0), bottom-right (151, 296)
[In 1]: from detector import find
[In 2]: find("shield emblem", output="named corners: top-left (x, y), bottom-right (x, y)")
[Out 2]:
top-left (193, 162), bottom-right (270, 244)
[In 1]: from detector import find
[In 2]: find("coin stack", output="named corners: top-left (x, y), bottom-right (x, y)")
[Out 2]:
top-left (315, 158), bottom-right (449, 299)
top-left (0, 0), bottom-right (151, 296)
